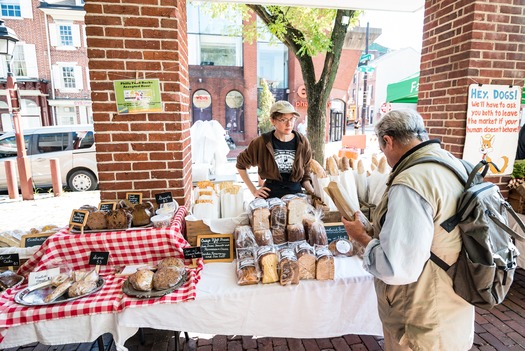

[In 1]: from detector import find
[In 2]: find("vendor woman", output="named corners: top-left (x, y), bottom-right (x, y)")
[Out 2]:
top-left (236, 100), bottom-right (315, 199)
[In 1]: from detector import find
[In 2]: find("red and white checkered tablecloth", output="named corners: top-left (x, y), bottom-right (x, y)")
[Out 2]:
top-left (0, 206), bottom-right (204, 344)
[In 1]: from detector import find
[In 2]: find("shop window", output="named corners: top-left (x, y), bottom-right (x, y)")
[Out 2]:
top-left (225, 90), bottom-right (244, 133)
top-left (37, 133), bottom-right (69, 154)
top-left (192, 90), bottom-right (212, 123)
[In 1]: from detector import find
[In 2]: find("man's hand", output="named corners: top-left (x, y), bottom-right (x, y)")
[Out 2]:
top-left (341, 211), bottom-right (372, 247)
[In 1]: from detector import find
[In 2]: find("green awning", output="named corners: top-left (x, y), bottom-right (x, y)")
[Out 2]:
top-left (386, 74), bottom-right (419, 103)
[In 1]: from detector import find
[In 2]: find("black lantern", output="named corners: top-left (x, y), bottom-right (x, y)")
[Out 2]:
top-left (0, 19), bottom-right (19, 61)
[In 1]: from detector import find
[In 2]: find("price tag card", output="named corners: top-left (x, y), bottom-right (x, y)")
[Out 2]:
top-left (28, 267), bottom-right (60, 286)
top-left (69, 209), bottom-right (89, 232)
top-left (155, 191), bottom-right (173, 205)
top-left (126, 192), bottom-right (142, 205)
top-left (99, 202), bottom-right (117, 212)
top-left (0, 253), bottom-right (20, 267)
top-left (183, 247), bottom-right (202, 259)
top-left (89, 251), bottom-right (110, 266)
top-left (21, 233), bottom-right (53, 248)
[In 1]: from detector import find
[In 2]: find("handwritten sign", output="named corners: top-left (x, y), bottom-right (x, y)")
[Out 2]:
top-left (155, 192), bottom-right (173, 205)
top-left (463, 84), bottom-right (522, 175)
top-left (99, 202), bottom-right (117, 212)
top-left (0, 254), bottom-right (20, 267)
top-left (89, 251), bottom-right (110, 266)
top-left (183, 247), bottom-right (202, 259)
top-left (324, 222), bottom-right (348, 243)
top-left (21, 233), bottom-right (53, 248)
top-left (126, 192), bottom-right (142, 205)
top-left (197, 234), bottom-right (234, 263)
top-left (69, 209), bottom-right (89, 233)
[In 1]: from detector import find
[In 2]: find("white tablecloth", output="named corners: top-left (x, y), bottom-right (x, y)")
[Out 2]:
top-left (0, 257), bottom-right (382, 350)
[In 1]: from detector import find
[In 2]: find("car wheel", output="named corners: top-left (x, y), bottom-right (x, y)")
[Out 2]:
top-left (68, 170), bottom-right (97, 192)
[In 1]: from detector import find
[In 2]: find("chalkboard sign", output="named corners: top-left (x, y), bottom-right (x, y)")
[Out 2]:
top-left (0, 253), bottom-right (20, 267)
top-left (183, 247), bottom-right (202, 259)
top-left (99, 202), bottom-right (117, 212)
top-left (21, 233), bottom-right (53, 248)
top-left (126, 192), bottom-right (142, 205)
top-left (197, 234), bottom-right (234, 263)
top-left (155, 192), bottom-right (173, 205)
top-left (69, 209), bottom-right (89, 231)
top-left (89, 251), bottom-right (110, 265)
top-left (324, 222), bottom-right (348, 243)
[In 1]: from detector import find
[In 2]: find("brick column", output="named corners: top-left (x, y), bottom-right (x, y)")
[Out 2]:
top-left (419, 0), bottom-right (525, 190)
top-left (84, 0), bottom-right (192, 207)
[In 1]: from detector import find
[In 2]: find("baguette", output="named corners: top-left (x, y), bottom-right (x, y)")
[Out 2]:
top-left (309, 159), bottom-right (327, 178)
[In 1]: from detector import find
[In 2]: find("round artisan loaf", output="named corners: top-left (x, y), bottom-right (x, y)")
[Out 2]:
top-left (86, 211), bottom-right (107, 230)
top-left (153, 267), bottom-right (183, 290)
top-left (129, 269), bottom-right (154, 291)
top-left (157, 257), bottom-right (185, 271)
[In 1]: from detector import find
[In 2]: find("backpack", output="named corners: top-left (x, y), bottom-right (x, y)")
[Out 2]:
top-left (404, 157), bottom-right (525, 310)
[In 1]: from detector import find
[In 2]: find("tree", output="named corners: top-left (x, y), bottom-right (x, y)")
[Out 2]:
top-left (202, 3), bottom-right (359, 164)
top-left (258, 79), bottom-right (276, 134)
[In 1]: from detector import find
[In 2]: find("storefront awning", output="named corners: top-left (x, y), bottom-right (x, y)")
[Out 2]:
top-left (386, 73), bottom-right (419, 104)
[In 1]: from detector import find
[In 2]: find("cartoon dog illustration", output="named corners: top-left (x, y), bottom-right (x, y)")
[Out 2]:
top-left (479, 134), bottom-right (508, 174)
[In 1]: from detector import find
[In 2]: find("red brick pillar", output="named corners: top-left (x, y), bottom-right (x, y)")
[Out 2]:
top-left (84, 0), bottom-right (192, 208)
top-left (419, 0), bottom-right (525, 190)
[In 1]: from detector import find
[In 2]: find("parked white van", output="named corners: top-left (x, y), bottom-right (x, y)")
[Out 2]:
top-left (0, 124), bottom-right (98, 192)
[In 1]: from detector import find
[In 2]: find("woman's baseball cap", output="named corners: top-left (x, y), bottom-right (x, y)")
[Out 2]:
top-left (270, 100), bottom-right (300, 117)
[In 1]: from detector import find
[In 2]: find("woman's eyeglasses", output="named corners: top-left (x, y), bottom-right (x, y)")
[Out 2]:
top-left (275, 117), bottom-right (297, 124)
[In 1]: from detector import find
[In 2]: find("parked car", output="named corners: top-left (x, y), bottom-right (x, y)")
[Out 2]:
top-left (0, 124), bottom-right (99, 192)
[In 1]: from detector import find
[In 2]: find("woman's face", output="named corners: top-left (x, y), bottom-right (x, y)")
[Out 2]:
top-left (271, 113), bottom-right (297, 136)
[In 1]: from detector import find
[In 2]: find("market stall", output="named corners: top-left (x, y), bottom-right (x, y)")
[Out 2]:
top-left (0, 203), bottom-right (382, 351)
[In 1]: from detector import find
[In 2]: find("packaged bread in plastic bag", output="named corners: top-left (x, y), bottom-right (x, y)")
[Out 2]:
top-left (329, 238), bottom-right (354, 257)
top-left (234, 225), bottom-right (257, 248)
top-left (307, 208), bottom-right (328, 246)
top-left (249, 198), bottom-right (270, 232)
top-left (293, 241), bottom-right (316, 280)
top-left (315, 244), bottom-right (334, 280)
top-left (268, 198), bottom-right (287, 244)
top-left (256, 245), bottom-right (279, 284)
top-left (236, 248), bottom-right (260, 286)
top-left (277, 243), bottom-right (299, 286)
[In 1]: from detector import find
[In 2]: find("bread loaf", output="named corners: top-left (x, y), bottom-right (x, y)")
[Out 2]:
top-left (270, 204), bottom-right (287, 244)
top-left (287, 197), bottom-right (308, 225)
top-left (153, 267), bottom-right (183, 290)
top-left (257, 246), bottom-right (279, 284)
top-left (44, 280), bottom-right (72, 303)
top-left (236, 248), bottom-right (259, 286)
top-left (105, 209), bottom-right (131, 229)
top-left (129, 269), bottom-right (154, 291)
top-left (279, 258), bottom-right (300, 285)
top-left (329, 238), bottom-right (354, 257)
top-left (251, 208), bottom-right (270, 231)
top-left (295, 242), bottom-right (316, 280)
top-left (287, 223), bottom-right (306, 242)
top-left (326, 156), bottom-right (339, 177)
top-left (86, 211), bottom-right (107, 230)
top-left (308, 221), bottom-right (328, 246)
top-left (68, 280), bottom-right (98, 297)
top-left (309, 159), bottom-right (327, 178)
top-left (315, 246), bottom-right (334, 280)
top-left (158, 257), bottom-right (185, 271)
top-left (254, 229), bottom-right (273, 246)
top-left (234, 225), bottom-right (257, 248)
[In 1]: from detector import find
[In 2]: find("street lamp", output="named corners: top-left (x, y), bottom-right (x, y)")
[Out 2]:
top-left (0, 19), bottom-right (33, 200)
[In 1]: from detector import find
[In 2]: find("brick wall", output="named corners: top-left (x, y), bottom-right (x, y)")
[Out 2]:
top-left (419, 0), bottom-right (525, 192)
top-left (84, 0), bottom-right (192, 207)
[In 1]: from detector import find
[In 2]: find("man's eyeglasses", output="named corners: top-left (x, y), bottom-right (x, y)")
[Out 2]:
top-left (275, 117), bottom-right (297, 124)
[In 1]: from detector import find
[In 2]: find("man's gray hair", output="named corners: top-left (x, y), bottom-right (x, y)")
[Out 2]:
top-left (375, 109), bottom-right (429, 147)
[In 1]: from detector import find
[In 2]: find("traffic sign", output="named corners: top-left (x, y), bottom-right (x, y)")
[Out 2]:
top-left (357, 65), bottom-right (375, 73)
top-left (359, 53), bottom-right (372, 63)
top-left (380, 102), bottom-right (392, 114)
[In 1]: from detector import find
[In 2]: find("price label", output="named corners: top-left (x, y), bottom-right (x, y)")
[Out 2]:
top-left (99, 202), bottom-right (117, 212)
top-left (126, 192), bottom-right (142, 205)
top-left (197, 234), bottom-right (234, 263)
top-left (155, 192), bottom-right (173, 205)
top-left (89, 251), bottom-right (110, 266)
top-left (69, 210), bottom-right (89, 229)
top-left (0, 254), bottom-right (20, 267)
top-left (183, 247), bottom-right (202, 259)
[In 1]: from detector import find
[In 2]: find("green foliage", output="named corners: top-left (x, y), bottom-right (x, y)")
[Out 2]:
top-left (258, 79), bottom-right (275, 134)
top-left (511, 160), bottom-right (525, 179)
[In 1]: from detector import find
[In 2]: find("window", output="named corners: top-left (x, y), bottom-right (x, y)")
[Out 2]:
top-left (12, 46), bottom-right (26, 76)
top-left (1, 2), bottom-right (21, 17)
top-left (37, 133), bottom-right (69, 154)
top-left (62, 67), bottom-right (76, 88)
top-left (59, 25), bottom-right (74, 47)
top-left (73, 131), bottom-right (94, 149)
top-left (225, 91), bottom-right (244, 133)
top-left (0, 135), bottom-right (30, 158)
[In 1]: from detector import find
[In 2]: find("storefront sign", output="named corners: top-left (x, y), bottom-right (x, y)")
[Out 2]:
top-left (463, 84), bottom-right (522, 175)
top-left (114, 79), bottom-right (162, 115)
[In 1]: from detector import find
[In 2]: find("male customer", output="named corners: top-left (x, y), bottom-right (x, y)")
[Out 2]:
top-left (342, 109), bottom-right (475, 350)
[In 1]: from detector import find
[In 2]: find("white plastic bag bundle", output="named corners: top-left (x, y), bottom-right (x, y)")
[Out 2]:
top-left (354, 159), bottom-right (368, 203)
top-left (367, 157), bottom-right (390, 206)
top-left (221, 185), bottom-right (244, 218)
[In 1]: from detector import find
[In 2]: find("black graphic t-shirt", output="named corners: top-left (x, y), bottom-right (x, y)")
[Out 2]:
top-left (272, 133), bottom-right (297, 183)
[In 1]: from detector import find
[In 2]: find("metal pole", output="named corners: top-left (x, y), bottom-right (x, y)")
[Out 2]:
top-left (360, 22), bottom-right (369, 135)
top-left (6, 64), bottom-right (33, 200)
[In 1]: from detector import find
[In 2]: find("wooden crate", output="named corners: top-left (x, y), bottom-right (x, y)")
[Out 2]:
top-left (508, 189), bottom-right (525, 214)
top-left (185, 220), bottom-right (215, 246)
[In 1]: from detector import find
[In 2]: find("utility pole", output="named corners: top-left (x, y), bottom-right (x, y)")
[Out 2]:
top-left (360, 22), bottom-right (369, 135)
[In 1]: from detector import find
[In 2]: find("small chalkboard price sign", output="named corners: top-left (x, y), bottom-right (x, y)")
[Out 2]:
top-left (197, 234), bottom-right (234, 263)
top-left (89, 251), bottom-right (110, 266)
top-left (324, 222), bottom-right (348, 243)
top-left (21, 233), bottom-right (53, 248)
top-left (126, 192), bottom-right (142, 205)
top-left (69, 209), bottom-right (90, 234)
top-left (98, 202), bottom-right (117, 212)
top-left (0, 253), bottom-right (20, 267)
top-left (155, 192), bottom-right (173, 205)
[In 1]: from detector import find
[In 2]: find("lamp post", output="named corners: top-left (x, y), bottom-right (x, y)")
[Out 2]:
top-left (0, 20), bottom-right (33, 200)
